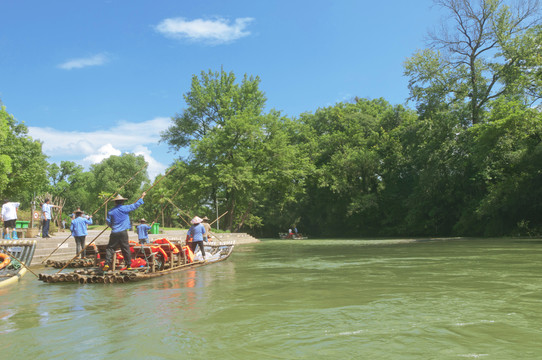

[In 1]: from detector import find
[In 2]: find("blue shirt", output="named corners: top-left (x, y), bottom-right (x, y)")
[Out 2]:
top-left (187, 223), bottom-right (206, 241)
top-left (42, 203), bottom-right (53, 220)
top-left (137, 224), bottom-right (151, 240)
top-left (106, 198), bottom-right (144, 233)
top-left (70, 216), bottom-right (93, 236)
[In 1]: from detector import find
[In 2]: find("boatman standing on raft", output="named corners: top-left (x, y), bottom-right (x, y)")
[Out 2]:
top-left (136, 218), bottom-right (153, 244)
top-left (202, 216), bottom-right (212, 242)
top-left (187, 216), bottom-right (206, 260)
top-left (103, 192), bottom-right (146, 271)
top-left (70, 209), bottom-right (92, 258)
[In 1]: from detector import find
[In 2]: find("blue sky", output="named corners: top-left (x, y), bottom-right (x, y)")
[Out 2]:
top-left (0, 0), bottom-right (440, 179)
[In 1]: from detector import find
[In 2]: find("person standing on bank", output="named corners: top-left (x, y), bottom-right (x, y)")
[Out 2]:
top-left (187, 216), bottom-right (206, 260)
top-left (70, 210), bottom-right (93, 258)
top-left (1, 199), bottom-right (20, 240)
top-left (103, 192), bottom-right (146, 271)
top-left (136, 218), bottom-right (153, 244)
top-left (202, 216), bottom-right (212, 242)
top-left (42, 198), bottom-right (60, 238)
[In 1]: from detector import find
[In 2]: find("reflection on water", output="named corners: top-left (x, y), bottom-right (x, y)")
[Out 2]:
top-left (1, 238), bottom-right (542, 359)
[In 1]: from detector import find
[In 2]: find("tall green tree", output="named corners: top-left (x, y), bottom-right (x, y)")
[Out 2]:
top-left (46, 161), bottom-right (95, 215)
top-left (0, 105), bottom-right (48, 203)
top-left (0, 109), bottom-right (12, 194)
top-left (465, 100), bottom-right (542, 235)
top-left (88, 154), bottom-right (149, 222)
top-left (297, 98), bottom-right (416, 236)
top-left (161, 68), bottom-right (266, 151)
top-left (405, 0), bottom-right (541, 124)
top-left (162, 69), bottom-right (311, 232)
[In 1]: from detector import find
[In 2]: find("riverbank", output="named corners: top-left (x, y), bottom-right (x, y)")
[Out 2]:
top-left (23, 228), bottom-right (259, 265)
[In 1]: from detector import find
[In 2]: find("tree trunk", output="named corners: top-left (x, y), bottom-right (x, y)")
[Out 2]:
top-left (235, 201), bottom-right (253, 232)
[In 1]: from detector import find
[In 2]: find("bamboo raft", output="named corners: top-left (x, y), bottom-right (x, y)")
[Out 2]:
top-left (44, 256), bottom-right (97, 269)
top-left (0, 240), bottom-right (37, 288)
top-left (38, 240), bottom-right (234, 284)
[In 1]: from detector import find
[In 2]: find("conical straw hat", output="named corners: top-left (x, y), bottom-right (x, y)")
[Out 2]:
top-left (191, 216), bottom-right (203, 224)
top-left (112, 194), bottom-right (128, 201)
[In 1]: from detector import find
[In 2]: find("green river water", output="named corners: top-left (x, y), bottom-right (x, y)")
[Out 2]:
top-left (1, 238), bottom-right (541, 359)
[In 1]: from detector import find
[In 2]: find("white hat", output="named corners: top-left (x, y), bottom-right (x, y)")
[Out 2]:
top-left (191, 216), bottom-right (203, 224)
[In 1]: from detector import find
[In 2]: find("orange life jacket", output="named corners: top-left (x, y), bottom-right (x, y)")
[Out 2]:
top-left (182, 245), bottom-right (194, 263)
top-left (0, 253), bottom-right (11, 270)
top-left (149, 245), bottom-right (169, 262)
top-left (131, 258), bottom-right (146, 267)
top-left (153, 238), bottom-right (180, 254)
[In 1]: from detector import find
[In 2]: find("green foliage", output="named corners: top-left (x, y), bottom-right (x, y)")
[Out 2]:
top-left (158, 70), bottom-right (542, 237)
top-left (161, 68), bottom-right (267, 151)
top-left (466, 100), bottom-right (542, 235)
top-left (89, 153), bottom-right (149, 200)
top-left (0, 106), bottom-right (48, 203)
top-left (293, 98), bottom-right (413, 236)
top-left (163, 68), bottom-right (311, 232)
top-left (0, 112), bottom-right (12, 193)
top-left (405, 0), bottom-right (541, 124)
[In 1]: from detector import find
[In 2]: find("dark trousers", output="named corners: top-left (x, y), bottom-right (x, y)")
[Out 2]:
top-left (74, 236), bottom-right (86, 258)
top-left (105, 230), bottom-right (131, 268)
top-left (42, 219), bottom-right (50, 237)
top-left (189, 241), bottom-right (206, 257)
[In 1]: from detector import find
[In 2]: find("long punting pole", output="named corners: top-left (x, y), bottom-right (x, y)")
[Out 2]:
top-left (143, 166), bottom-right (175, 194)
top-left (165, 198), bottom-right (191, 226)
top-left (55, 226), bottom-right (110, 274)
top-left (209, 211), bottom-right (228, 226)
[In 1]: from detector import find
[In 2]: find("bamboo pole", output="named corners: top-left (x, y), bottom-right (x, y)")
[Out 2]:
top-left (209, 211), bottom-right (228, 226)
top-left (143, 167), bottom-right (175, 195)
top-left (55, 226), bottom-right (109, 274)
top-left (165, 198), bottom-right (191, 226)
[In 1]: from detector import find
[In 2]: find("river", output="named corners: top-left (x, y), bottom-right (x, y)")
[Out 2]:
top-left (1, 238), bottom-right (541, 359)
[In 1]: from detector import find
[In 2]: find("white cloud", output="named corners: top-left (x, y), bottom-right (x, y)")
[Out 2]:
top-left (83, 144), bottom-right (121, 164)
top-left (28, 117), bottom-right (172, 179)
top-left (155, 17), bottom-right (254, 44)
top-left (58, 53), bottom-right (109, 70)
top-left (132, 145), bottom-right (167, 179)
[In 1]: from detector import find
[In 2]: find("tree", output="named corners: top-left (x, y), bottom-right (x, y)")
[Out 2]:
top-left (464, 100), bottom-right (542, 235)
top-left (405, 0), bottom-right (541, 124)
top-left (48, 161), bottom-right (84, 186)
top-left (296, 98), bottom-right (417, 236)
top-left (161, 68), bottom-right (267, 152)
top-left (0, 110), bottom-right (12, 194)
top-left (0, 105), bottom-right (49, 202)
top-left (46, 161), bottom-right (95, 216)
top-left (88, 154), bottom-right (149, 221)
top-left (162, 69), bottom-right (311, 232)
